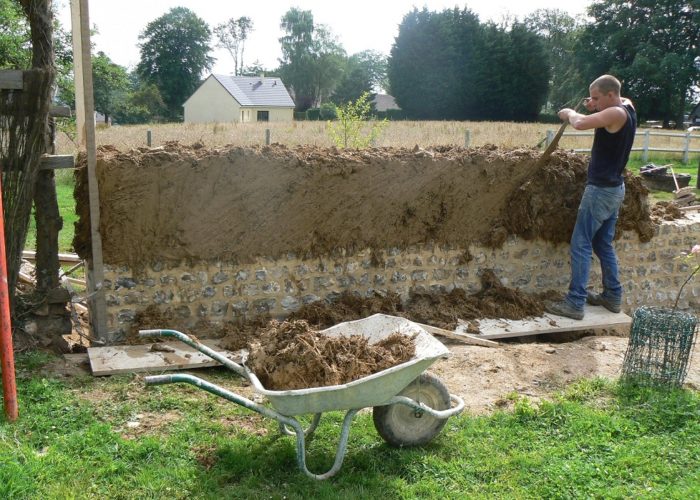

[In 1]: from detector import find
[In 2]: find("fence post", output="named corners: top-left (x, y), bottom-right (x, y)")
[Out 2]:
top-left (682, 132), bottom-right (690, 164)
top-left (147, 130), bottom-right (152, 147)
top-left (464, 130), bottom-right (471, 148)
top-left (265, 128), bottom-right (271, 145)
top-left (545, 130), bottom-right (554, 147)
top-left (642, 129), bottom-right (649, 162)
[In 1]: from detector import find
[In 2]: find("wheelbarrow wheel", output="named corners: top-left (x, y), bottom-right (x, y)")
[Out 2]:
top-left (373, 372), bottom-right (450, 447)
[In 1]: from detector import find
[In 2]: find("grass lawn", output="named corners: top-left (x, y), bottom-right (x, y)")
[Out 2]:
top-left (1, 352), bottom-right (699, 498)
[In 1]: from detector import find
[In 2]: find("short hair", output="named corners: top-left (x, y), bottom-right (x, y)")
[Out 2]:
top-left (590, 75), bottom-right (621, 95)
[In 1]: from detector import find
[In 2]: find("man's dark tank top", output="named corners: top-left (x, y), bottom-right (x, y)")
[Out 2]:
top-left (588, 103), bottom-right (637, 187)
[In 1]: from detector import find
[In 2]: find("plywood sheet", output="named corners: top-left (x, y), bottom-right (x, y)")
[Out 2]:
top-left (88, 339), bottom-right (242, 376)
top-left (459, 305), bottom-right (632, 340)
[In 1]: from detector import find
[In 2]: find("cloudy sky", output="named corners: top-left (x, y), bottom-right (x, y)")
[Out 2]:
top-left (56, 1), bottom-right (591, 74)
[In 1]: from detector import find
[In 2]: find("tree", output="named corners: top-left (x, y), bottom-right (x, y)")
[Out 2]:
top-left (389, 7), bottom-right (549, 120)
top-left (331, 65), bottom-right (372, 105)
top-left (389, 8), bottom-right (482, 120)
top-left (214, 16), bottom-right (253, 75)
top-left (278, 8), bottom-right (345, 111)
top-left (577, 0), bottom-right (700, 127)
top-left (0, 0), bottom-right (31, 68)
top-left (92, 51), bottom-right (130, 123)
top-left (524, 8), bottom-right (587, 110)
top-left (137, 7), bottom-right (214, 121)
top-left (349, 50), bottom-right (388, 92)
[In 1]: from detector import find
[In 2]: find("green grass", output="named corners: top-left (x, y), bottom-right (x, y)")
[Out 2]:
top-left (2, 353), bottom-right (699, 498)
top-left (25, 169), bottom-right (76, 253)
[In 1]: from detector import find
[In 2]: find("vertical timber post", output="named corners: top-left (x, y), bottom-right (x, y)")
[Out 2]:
top-left (147, 130), bottom-right (152, 147)
top-left (71, 0), bottom-right (109, 343)
top-left (265, 129), bottom-right (271, 145)
top-left (545, 130), bottom-right (554, 148)
top-left (682, 133), bottom-right (689, 164)
top-left (642, 130), bottom-right (649, 162)
top-left (464, 130), bottom-right (471, 148)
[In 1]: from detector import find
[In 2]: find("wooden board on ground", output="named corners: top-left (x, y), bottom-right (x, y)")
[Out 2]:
top-left (459, 305), bottom-right (632, 340)
top-left (88, 339), bottom-right (242, 376)
top-left (413, 322), bottom-right (499, 347)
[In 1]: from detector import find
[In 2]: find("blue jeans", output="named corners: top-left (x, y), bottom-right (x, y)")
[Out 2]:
top-left (565, 184), bottom-right (625, 310)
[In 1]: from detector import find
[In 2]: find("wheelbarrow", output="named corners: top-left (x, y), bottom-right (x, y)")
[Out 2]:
top-left (140, 313), bottom-right (464, 480)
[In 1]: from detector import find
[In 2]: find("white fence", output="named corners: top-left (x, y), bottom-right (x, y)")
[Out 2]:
top-left (545, 129), bottom-right (700, 163)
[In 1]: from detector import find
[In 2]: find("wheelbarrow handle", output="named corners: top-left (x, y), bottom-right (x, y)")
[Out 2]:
top-left (139, 328), bottom-right (248, 378)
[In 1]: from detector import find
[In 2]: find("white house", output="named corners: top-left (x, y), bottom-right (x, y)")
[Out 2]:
top-left (183, 74), bottom-right (295, 123)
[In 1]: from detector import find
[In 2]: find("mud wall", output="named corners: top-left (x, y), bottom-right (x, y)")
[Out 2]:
top-left (73, 144), bottom-right (696, 341)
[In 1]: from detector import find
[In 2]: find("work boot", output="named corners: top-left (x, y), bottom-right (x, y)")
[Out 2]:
top-left (587, 292), bottom-right (621, 313)
top-left (545, 300), bottom-right (584, 320)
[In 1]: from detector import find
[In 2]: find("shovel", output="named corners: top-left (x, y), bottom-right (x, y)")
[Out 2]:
top-left (669, 165), bottom-right (695, 200)
top-left (536, 98), bottom-right (585, 167)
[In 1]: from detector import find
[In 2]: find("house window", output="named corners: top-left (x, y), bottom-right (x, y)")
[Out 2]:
top-left (257, 110), bottom-right (269, 122)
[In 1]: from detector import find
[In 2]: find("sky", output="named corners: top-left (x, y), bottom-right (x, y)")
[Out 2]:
top-left (56, 1), bottom-right (592, 75)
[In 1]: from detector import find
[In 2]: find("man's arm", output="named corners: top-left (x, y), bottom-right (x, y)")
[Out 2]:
top-left (558, 106), bottom-right (627, 131)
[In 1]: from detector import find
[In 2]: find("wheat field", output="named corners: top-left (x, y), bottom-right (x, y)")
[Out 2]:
top-left (55, 120), bottom-right (699, 159)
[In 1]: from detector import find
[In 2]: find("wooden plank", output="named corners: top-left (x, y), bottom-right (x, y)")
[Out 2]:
top-left (72, 0), bottom-right (108, 342)
top-left (39, 154), bottom-right (75, 170)
top-left (460, 305), bottom-right (632, 340)
top-left (413, 322), bottom-right (499, 347)
top-left (87, 339), bottom-right (242, 376)
top-left (50, 105), bottom-right (72, 118)
top-left (23, 250), bottom-right (82, 263)
top-left (0, 70), bottom-right (23, 90)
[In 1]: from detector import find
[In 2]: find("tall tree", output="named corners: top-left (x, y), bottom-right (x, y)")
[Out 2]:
top-left (389, 8), bottom-right (482, 119)
top-left (92, 51), bottom-right (130, 123)
top-left (137, 7), bottom-right (214, 121)
top-left (578, 0), bottom-right (700, 127)
top-left (349, 50), bottom-right (388, 92)
top-left (0, 0), bottom-right (31, 68)
top-left (278, 8), bottom-right (345, 110)
top-left (214, 16), bottom-right (253, 75)
top-left (524, 8), bottom-right (587, 110)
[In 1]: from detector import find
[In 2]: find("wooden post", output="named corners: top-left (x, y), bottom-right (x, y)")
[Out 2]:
top-left (71, 0), bottom-right (109, 343)
top-left (265, 128), bottom-right (271, 145)
top-left (642, 130), bottom-right (650, 162)
top-left (545, 130), bottom-right (554, 147)
top-left (464, 130), bottom-right (471, 148)
top-left (147, 130), bottom-right (152, 147)
top-left (683, 132), bottom-right (690, 164)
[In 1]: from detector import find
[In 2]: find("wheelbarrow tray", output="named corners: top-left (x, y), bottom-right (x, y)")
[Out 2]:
top-left (246, 314), bottom-right (450, 416)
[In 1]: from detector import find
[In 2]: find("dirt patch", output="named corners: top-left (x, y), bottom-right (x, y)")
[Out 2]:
top-left (245, 319), bottom-right (416, 390)
top-left (74, 144), bottom-right (656, 268)
top-left (433, 334), bottom-right (700, 414)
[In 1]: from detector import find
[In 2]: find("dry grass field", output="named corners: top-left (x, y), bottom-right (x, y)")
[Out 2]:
top-left (56, 120), bottom-right (700, 159)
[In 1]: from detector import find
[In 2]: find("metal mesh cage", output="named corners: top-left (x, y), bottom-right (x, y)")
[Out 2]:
top-left (622, 306), bottom-right (698, 387)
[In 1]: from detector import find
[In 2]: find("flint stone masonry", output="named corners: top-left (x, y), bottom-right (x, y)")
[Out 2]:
top-left (103, 215), bottom-right (700, 342)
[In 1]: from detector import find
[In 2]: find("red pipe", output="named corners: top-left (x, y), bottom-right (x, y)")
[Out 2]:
top-left (0, 176), bottom-right (18, 422)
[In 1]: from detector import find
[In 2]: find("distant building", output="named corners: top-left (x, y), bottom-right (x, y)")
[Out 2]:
top-left (183, 74), bottom-right (295, 123)
top-left (372, 93), bottom-right (400, 112)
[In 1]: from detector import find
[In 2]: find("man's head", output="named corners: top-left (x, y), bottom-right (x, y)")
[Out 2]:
top-left (587, 74), bottom-right (622, 111)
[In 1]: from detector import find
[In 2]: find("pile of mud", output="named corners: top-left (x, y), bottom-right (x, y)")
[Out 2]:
top-left (74, 143), bottom-right (655, 266)
top-left (130, 270), bottom-right (550, 351)
top-left (289, 270), bottom-right (555, 331)
top-left (246, 319), bottom-right (415, 390)
top-left (650, 201), bottom-right (684, 223)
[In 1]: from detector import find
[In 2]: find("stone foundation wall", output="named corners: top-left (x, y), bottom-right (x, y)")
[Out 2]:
top-left (103, 214), bottom-right (700, 341)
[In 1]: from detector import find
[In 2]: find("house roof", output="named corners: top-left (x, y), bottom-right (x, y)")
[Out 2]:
top-left (211, 74), bottom-right (295, 107)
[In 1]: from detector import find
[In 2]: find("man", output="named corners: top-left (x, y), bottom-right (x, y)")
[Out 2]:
top-left (545, 74), bottom-right (637, 320)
